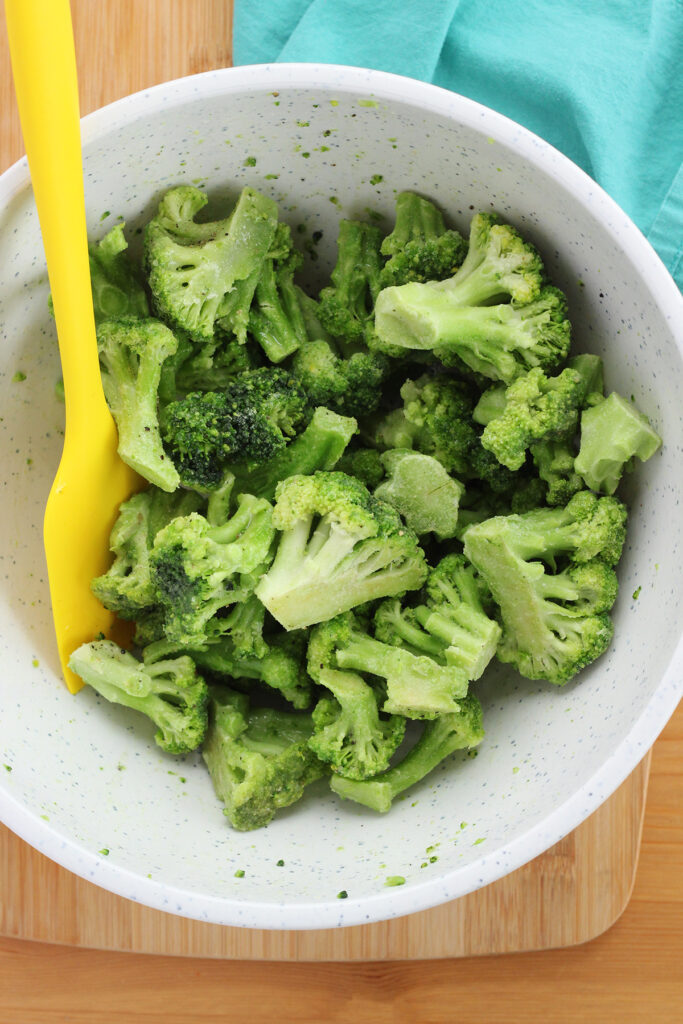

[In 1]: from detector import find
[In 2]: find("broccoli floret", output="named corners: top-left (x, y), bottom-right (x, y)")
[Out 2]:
top-left (373, 210), bottom-right (549, 371)
top-left (530, 437), bottom-right (583, 506)
top-left (374, 449), bottom-right (464, 539)
top-left (149, 494), bottom-right (274, 646)
top-left (190, 632), bottom-right (312, 708)
top-left (372, 375), bottom-right (475, 475)
top-left (307, 611), bottom-right (468, 720)
top-left (309, 667), bottom-right (406, 780)
top-left (293, 336), bottom-right (389, 418)
top-left (567, 353), bottom-right (605, 405)
top-left (69, 640), bottom-right (208, 754)
top-left (97, 317), bottom-right (181, 491)
top-left (255, 472), bottom-right (428, 631)
top-left (202, 688), bottom-right (326, 830)
top-left (88, 223), bottom-right (149, 324)
top-left (317, 220), bottom-right (383, 342)
top-left (336, 447), bottom-right (386, 489)
top-left (144, 185), bottom-right (279, 343)
top-left (379, 191), bottom-right (467, 287)
top-left (91, 486), bottom-right (203, 619)
top-left (174, 333), bottom-right (259, 395)
top-left (463, 493), bottom-right (626, 684)
top-left (370, 375), bottom-right (519, 494)
top-left (374, 283), bottom-right (571, 384)
top-left (574, 392), bottom-right (662, 494)
top-left (162, 368), bottom-right (309, 489)
top-left (476, 366), bottom-right (586, 471)
top-left (247, 244), bottom-right (308, 362)
top-left (330, 694), bottom-right (484, 812)
top-left (230, 406), bottom-right (357, 501)
top-left (375, 554), bottom-right (501, 681)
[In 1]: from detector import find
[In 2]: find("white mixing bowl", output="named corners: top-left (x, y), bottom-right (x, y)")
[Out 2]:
top-left (0, 64), bottom-right (681, 930)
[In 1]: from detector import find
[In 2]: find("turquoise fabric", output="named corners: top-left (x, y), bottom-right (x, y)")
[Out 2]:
top-left (234, 0), bottom-right (683, 290)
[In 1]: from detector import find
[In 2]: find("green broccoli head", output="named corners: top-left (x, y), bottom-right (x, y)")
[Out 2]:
top-left (374, 280), bottom-right (571, 384)
top-left (330, 694), bottom-right (485, 812)
top-left (448, 211), bottom-right (544, 306)
top-left (373, 554), bottom-right (501, 683)
top-left (144, 185), bottom-right (279, 343)
top-left (307, 610), bottom-right (468, 720)
top-left (189, 631), bottom-right (312, 709)
top-left (229, 405), bottom-right (358, 501)
top-left (477, 366), bottom-right (586, 471)
top-left (91, 486), bottom-right (204, 620)
top-left (202, 688), bottom-right (326, 830)
top-left (174, 333), bottom-right (260, 395)
top-left (292, 336), bottom-right (389, 419)
top-left (247, 242), bottom-right (309, 363)
top-left (97, 316), bottom-right (181, 491)
top-left (69, 640), bottom-right (208, 754)
top-left (530, 437), bottom-right (583, 506)
top-left (379, 191), bottom-right (467, 287)
top-left (374, 449), bottom-right (464, 540)
top-left (317, 220), bottom-right (383, 342)
top-left (88, 223), bottom-right (149, 324)
top-left (463, 495), bottom-right (625, 684)
top-left (373, 374), bottom-right (476, 475)
top-left (162, 367), bottom-right (309, 489)
top-left (336, 446), bottom-right (386, 489)
top-left (255, 472), bottom-right (428, 630)
top-left (309, 667), bottom-right (406, 780)
top-left (574, 392), bottom-right (662, 495)
top-left (149, 494), bottom-right (274, 646)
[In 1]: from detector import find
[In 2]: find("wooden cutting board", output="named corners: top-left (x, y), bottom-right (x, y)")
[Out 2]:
top-left (0, 754), bottom-right (650, 959)
top-left (0, 0), bottom-right (653, 963)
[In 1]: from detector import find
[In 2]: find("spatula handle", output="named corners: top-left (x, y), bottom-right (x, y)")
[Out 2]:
top-left (5, 0), bottom-right (106, 434)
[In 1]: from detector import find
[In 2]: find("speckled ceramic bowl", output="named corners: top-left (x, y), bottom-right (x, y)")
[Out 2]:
top-left (0, 64), bottom-right (681, 931)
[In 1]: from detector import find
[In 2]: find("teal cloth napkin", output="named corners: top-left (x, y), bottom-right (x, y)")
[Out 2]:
top-left (234, 0), bottom-right (683, 291)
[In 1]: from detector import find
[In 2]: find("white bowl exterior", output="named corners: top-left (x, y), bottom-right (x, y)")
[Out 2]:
top-left (0, 64), bottom-right (681, 930)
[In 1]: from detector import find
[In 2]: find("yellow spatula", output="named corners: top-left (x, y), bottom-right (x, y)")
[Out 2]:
top-left (5, 0), bottom-right (141, 692)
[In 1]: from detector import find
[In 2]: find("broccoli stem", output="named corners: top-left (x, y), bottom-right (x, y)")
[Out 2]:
top-left (330, 696), bottom-right (484, 812)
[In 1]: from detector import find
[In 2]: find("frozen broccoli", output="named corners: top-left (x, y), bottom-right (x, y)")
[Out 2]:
top-left (69, 640), bottom-right (208, 754)
top-left (162, 368), bottom-right (309, 489)
top-left (317, 220), bottom-right (383, 342)
top-left (189, 631), bottom-right (312, 709)
top-left (336, 447), bottom-right (386, 489)
top-left (309, 667), bottom-right (406, 780)
top-left (149, 494), bottom-right (274, 646)
top-left (88, 223), bottom-right (149, 324)
top-left (476, 366), bottom-right (586, 471)
top-left (330, 694), bottom-right (484, 812)
top-left (248, 242), bottom-right (308, 362)
top-left (379, 191), bottom-right (467, 287)
top-left (97, 317), bottom-right (181, 491)
top-left (230, 405), bottom-right (357, 501)
top-left (574, 392), bottom-right (662, 494)
top-left (174, 333), bottom-right (259, 395)
top-left (307, 611), bottom-right (468, 720)
top-left (91, 486), bottom-right (203, 620)
top-left (463, 492), bottom-right (627, 684)
top-left (202, 688), bottom-right (326, 830)
top-left (255, 472), bottom-right (428, 630)
top-left (375, 554), bottom-right (501, 681)
top-left (371, 375), bottom-right (518, 495)
top-left (144, 185), bottom-right (278, 343)
top-left (374, 449), bottom-right (464, 539)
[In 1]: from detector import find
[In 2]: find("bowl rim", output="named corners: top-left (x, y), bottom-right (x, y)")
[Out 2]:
top-left (1, 61), bottom-right (682, 932)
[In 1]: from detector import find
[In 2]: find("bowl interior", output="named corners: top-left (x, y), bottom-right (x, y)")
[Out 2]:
top-left (0, 67), bottom-right (681, 929)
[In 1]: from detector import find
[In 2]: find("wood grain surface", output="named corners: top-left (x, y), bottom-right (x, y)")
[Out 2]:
top-left (1, 2), bottom-right (681, 1020)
